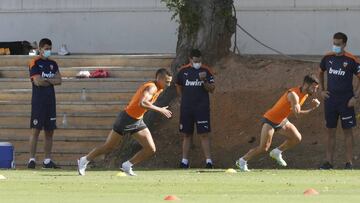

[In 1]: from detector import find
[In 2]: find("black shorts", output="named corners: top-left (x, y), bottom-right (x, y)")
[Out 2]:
top-left (30, 100), bottom-right (57, 131)
top-left (179, 106), bottom-right (211, 134)
top-left (113, 111), bottom-right (148, 136)
top-left (262, 117), bottom-right (288, 131)
top-left (324, 95), bottom-right (356, 129)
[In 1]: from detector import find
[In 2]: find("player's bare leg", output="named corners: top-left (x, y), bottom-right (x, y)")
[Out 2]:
top-left (78, 130), bottom-right (122, 175)
top-left (236, 124), bottom-right (274, 171)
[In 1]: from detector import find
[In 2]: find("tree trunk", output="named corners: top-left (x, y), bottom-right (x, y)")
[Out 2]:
top-left (101, 0), bottom-right (236, 168)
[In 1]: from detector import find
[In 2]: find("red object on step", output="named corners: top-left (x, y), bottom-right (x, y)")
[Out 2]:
top-left (90, 69), bottom-right (109, 78)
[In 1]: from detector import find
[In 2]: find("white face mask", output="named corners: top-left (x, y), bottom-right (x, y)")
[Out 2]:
top-left (193, 62), bottom-right (202, 69)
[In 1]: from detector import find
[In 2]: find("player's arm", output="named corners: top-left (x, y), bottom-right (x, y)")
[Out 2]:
top-left (139, 85), bottom-right (172, 118)
top-left (47, 71), bottom-right (62, 86)
top-left (288, 92), bottom-right (320, 118)
top-left (32, 75), bottom-right (51, 87)
top-left (176, 85), bottom-right (182, 97)
top-left (318, 69), bottom-right (329, 99)
top-left (203, 81), bottom-right (215, 93)
top-left (199, 71), bottom-right (215, 93)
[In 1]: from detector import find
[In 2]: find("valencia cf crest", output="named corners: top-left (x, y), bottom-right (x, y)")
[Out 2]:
top-left (343, 62), bottom-right (348, 68)
top-left (33, 119), bottom-right (38, 126)
top-left (50, 65), bottom-right (54, 70)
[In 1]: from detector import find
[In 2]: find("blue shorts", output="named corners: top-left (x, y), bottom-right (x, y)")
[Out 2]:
top-left (324, 95), bottom-right (356, 129)
top-left (179, 106), bottom-right (211, 134)
top-left (30, 99), bottom-right (57, 131)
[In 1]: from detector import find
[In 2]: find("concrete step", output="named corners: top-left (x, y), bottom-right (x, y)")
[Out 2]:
top-left (1, 135), bottom-right (107, 142)
top-left (0, 128), bottom-right (110, 137)
top-left (0, 88), bottom-right (135, 101)
top-left (0, 112), bottom-right (117, 126)
top-left (0, 100), bottom-right (126, 113)
top-left (0, 54), bottom-right (174, 67)
top-left (0, 66), bottom-right (159, 78)
top-left (0, 78), bottom-right (148, 89)
top-left (15, 153), bottom-right (105, 167)
top-left (11, 140), bottom-right (102, 153)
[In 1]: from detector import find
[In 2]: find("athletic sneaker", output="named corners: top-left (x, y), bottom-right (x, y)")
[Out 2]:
top-left (235, 158), bottom-right (250, 172)
top-left (319, 161), bottom-right (333, 170)
top-left (179, 162), bottom-right (190, 169)
top-left (42, 160), bottom-right (61, 169)
top-left (78, 157), bottom-right (89, 176)
top-left (344, 162), bottom-right (353, 170)
top-left (121, 163), bottom-right (137, 176)
top-left (27, 160), bottom-right (36, 169)
top-left (270, 149), bottom-right (287, 167)
top-left (205, 162), bottom-right (214, 169)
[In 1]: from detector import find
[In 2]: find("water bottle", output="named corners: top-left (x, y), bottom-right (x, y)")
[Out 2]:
top-left (62, 113), bottom-right (68, 127)
top-left (81, 88), bottom-right (87, 101)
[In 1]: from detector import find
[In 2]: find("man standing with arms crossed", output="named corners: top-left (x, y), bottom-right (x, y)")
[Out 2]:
top-left (28, 38), bottom-right (62, 169)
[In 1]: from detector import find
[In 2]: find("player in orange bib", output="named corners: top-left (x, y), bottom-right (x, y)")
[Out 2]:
top-left (78, 68), bottom-right (172, 176)
top-left (236, 74), bottom-right (321, 171)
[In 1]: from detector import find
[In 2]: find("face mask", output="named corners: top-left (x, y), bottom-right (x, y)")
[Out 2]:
top-left (193, 62), bottom-right (202, 69)
top-left (43, 50), bottom-right (51, 58)
top-left (332, 45), bottom-right (342, 54)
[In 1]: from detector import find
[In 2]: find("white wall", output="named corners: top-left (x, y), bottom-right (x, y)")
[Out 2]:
top-left (1, 0), bottom-right (360, 55)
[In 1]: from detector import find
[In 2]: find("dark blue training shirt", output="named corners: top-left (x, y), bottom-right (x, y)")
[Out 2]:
top-left (320, 52), bottom-right (360, 96)
top-left (29, 56), bottom-right (59, 102)
top-left (176, 63), bottom-right (215, 108)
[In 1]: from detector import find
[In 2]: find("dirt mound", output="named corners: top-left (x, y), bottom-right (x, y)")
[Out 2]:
top-left (144, 54), bottom-right (360, 169)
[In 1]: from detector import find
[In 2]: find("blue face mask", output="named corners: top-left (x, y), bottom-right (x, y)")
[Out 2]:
top-left (332, 45), bottom-right (342, 54)
top-left (43, 50), bottom-right (51, 58)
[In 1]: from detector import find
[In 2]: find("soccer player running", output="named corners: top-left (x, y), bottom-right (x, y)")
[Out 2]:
top-left (236, 75), bottom-right (320, 171)
top-left (78, 69), bottom-right (172, 176)
top-left (28, 38), bottom-right (62, 169)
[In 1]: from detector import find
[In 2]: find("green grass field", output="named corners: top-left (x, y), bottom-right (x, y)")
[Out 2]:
top-left (1, 169), bottom-right (360, 203)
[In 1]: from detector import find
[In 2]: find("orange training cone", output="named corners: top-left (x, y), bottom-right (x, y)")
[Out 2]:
top-left (303, 188), bottom-right (319, 196)
top-left (164, 195), bottom-right (180, 201)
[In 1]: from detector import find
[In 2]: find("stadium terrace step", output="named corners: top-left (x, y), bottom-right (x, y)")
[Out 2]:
top-left (0, 66), bottom-right (160, 78)
top-left (0, 112), bottom-right (117, 126)
top-left (0, 78), bottom-right (149, 89)
top-left (0, 127), bottom-right (110, 138)
top-left (0, 54), bottom-right (174, 67)
top-left (0, 88), bottom-right (136, 101)
top-left (0, 100), bottom-right (127, 113)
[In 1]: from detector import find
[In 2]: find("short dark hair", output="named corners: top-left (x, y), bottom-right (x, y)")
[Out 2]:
top-left (303, 74), bottom-right (319, 85)
top-left (155, 68), bottom-right (172, 78)
top-left (333, 32), bottom-right (347, 44)
top-left (190, 49), bottom-right (202, 58)
top-left (39, 38), bottom-right (52, 48)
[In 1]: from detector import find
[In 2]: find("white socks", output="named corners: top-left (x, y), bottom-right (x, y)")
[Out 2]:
top-left (181, 159), bottom-right (189, 165)
top-left (272, 148), bottom-right (282, 155)
top-left (43, 158), bottom-right (51, 165)
top-left (182, 159), bottom-right (213, 164)
top-left (81, 156), bottom-right (90, 164)
top-left (122, 161), bottom-right (133, 168)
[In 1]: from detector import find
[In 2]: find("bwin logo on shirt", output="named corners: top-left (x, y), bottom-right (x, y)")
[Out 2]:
top-left (185, 79), bottom-right (203, 86)
top-left (329, 67), bottom-right (345, 76)
top-left (42, 72), bottom-right (55, 78)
